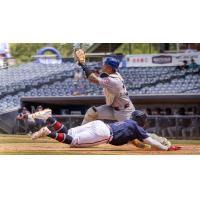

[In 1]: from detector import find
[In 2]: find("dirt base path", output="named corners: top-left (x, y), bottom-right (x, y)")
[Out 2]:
top-left (0, 134), bottom-right (200, 155)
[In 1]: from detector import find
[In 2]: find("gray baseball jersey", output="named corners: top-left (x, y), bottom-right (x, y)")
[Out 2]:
top-left (96, 72), bottom-right (135, 121)
top-left (98, 72), bottom-right (132, 108)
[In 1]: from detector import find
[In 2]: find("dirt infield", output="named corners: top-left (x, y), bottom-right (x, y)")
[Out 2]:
top-left (0, 134), bottom-right (200, 155)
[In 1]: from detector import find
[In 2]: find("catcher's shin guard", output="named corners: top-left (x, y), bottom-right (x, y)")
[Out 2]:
top-left (82, 106), bottom-right (98, 125)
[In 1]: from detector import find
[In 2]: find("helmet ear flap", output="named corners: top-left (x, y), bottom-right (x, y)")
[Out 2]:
top-left (131, 110), bottom-right (147, 127)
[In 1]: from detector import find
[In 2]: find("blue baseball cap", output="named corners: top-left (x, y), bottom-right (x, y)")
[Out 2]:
top-left (104, 57), bottom-right (120, 70)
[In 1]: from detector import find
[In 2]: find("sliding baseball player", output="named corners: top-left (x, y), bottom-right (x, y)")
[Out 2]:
top-left (28, 108), bottom-right (180, 151)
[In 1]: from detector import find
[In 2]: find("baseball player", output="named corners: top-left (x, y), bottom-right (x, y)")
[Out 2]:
top-left (28, 109), bottom-right (180, 151)
top-left (130, 110), bottom-right (174, 150)
top-left (73, 47), bottom-right (135, 125)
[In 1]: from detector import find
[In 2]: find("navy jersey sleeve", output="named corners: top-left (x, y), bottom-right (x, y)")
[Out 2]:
top-left (134, 122), bottom-right (149, 142)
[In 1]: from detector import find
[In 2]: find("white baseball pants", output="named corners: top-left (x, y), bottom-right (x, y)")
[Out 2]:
top-left (68, 120), bottom-right (112, 147)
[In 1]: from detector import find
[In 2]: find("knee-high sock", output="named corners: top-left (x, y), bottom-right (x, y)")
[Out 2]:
top-left (46, 117), bottom-right (72, 144)
top-left (48, 132), bottom-right (72, 144)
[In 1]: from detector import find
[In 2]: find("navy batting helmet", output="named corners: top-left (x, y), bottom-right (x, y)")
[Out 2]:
top-left (104, 57), bottom-right (120, 70)
top-left (131, 110), bottom-right (147, 127)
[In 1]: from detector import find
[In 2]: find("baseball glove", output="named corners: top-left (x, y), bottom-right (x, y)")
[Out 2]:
top-left (74, 48), bottom-right (86, 65)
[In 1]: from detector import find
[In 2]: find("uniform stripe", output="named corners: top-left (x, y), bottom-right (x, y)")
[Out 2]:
top-left (56, 133), bottom-right (64, 142)
top-left (52, 121), bottom-right (62, 131)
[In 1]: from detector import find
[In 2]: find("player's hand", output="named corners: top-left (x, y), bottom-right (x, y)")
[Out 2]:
top-left (168, 145), bottom-right (181, 151)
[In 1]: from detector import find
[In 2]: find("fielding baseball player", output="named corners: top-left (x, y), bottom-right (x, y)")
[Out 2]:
top-left (28, 109), bottom-right (180, 151)
top-left (73, 47), bottom-right (135, 125)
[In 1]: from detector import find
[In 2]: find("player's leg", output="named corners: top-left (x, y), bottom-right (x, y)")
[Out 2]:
top-left (69, 120), bottom-right (111, 147)
top-left (82, 106), bottom-right (98, 125)
top-left (29, 109), bottom-right (73, 143)
top-left (113, 104), bottom-right (135, 121)
top-left (31, 117), bottom-right (111, 147)
top-left (82, 105), bottom-right (115, 125)
top-left (31, 116), bottom-right (73, 144)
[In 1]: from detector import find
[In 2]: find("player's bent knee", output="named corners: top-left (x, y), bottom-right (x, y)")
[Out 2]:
top-left (82, 106), bottom-right (98, 124)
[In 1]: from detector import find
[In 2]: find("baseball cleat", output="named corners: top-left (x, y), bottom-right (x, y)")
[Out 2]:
top-left (30, 109), bottom-right (52, 121)
top-left (31, 127), bottom-right (51, 140)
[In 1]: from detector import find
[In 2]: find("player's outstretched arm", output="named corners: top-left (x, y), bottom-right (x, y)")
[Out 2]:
top-left (143, 137), bottom-right (181, 151)
top-left (132, 137), bottom-right (181, 151)
top-left (143, 137), bottom-right (169, 151)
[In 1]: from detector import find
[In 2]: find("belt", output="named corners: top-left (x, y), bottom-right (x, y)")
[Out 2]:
top-left (113, 103), bottom-right (130, 111)
top-left (106, 124), bottom-right (113, 142)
